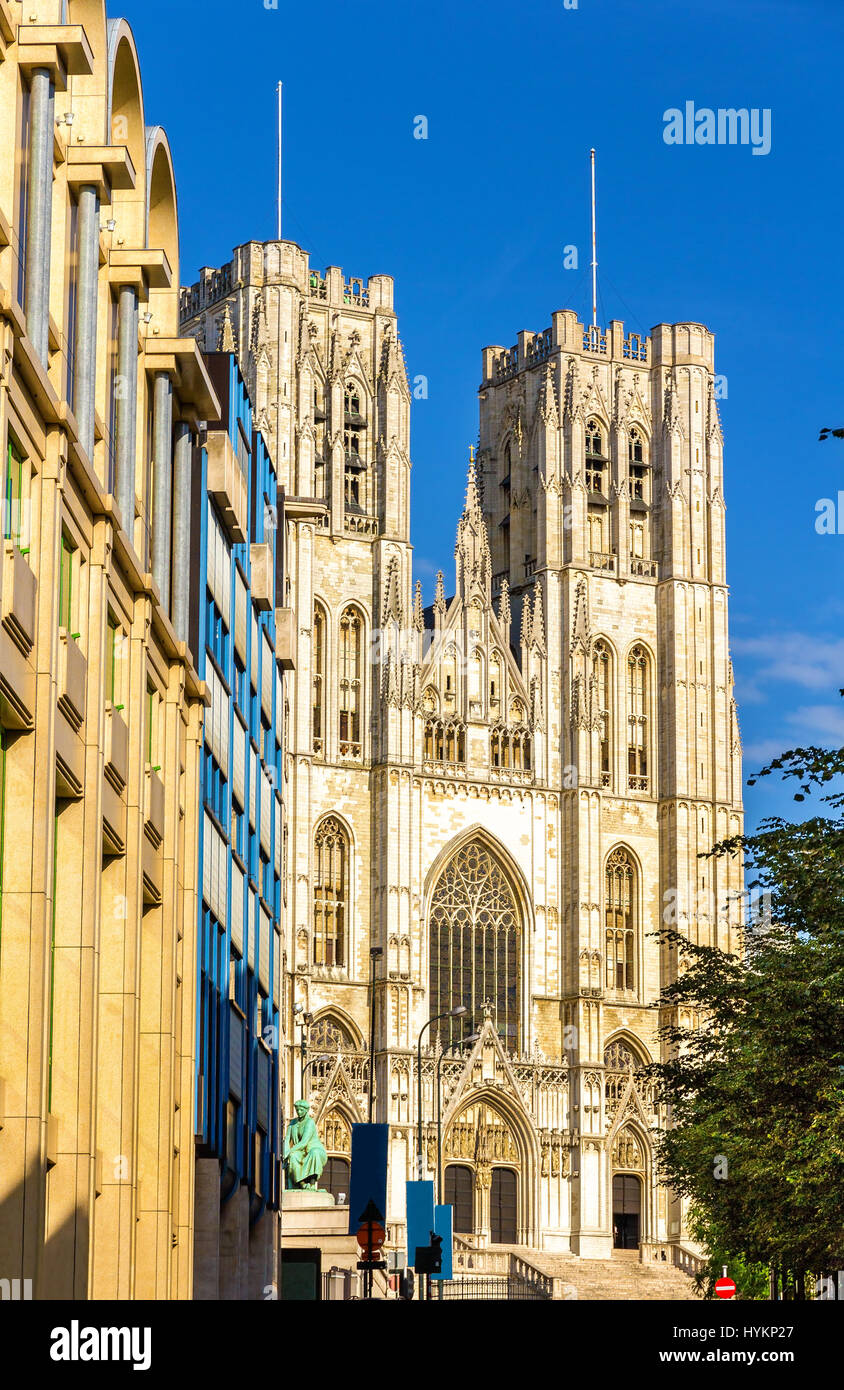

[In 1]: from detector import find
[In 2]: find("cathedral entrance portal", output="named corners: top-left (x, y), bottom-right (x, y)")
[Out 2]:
top-left (612, 1174), bottom-right (641, 1250)
top-left (443, 1099), bottom-right (524, 1245)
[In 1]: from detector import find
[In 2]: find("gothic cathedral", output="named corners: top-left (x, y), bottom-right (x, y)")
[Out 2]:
top-left (181, 244), bottom-right (743, 1259)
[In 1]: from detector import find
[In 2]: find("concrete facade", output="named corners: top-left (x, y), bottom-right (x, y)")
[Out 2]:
top-left (0, 0), bottom-right (219, 1297)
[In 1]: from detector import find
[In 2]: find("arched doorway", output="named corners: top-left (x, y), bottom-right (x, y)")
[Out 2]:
top-left (490, 1168), bottom-right (518, 1245)
top-left (444, 1164), bottom-right (473, 1233)
top-left (443, 1098), bottom-right (524, 1244)
top-left (612, 1174), bottom-right (642, 1249)
top-left (611, 1124), bottom-right (646, 1250)
top-left (322, 1156), bottom-right (350, 1204)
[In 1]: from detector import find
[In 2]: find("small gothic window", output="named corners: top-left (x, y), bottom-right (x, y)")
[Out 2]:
top-left (629, 426), bottom-right (648, 502)
top-left (585, 419), bottom-right (606, 494)
top-left (339, 607), bottom-right (363, 756)
top-left (313, 604), bottom-right (326, 756)
top-left (313, 818), bottom-right (350, 967)
top-left (605, 847), bottom-right (636, 992)
top-left (627, 646), bottom-right (649, 790)
top-left (593, 639), bottom-right (611, 781)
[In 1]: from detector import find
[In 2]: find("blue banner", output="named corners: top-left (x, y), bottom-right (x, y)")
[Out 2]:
top-left (405, 1180), bottom-right (435, 1267)
top-left (431, 1203), bottom-right (453, 1280)
top-left (347, 1124), bottom-right (389, 1235)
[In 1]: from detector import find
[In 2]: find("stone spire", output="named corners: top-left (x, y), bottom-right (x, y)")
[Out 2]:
top-left (455, 446), bottom-right (491, 598)
top-left (217, 300), bottom-right (238, 355)
top-left (382, 555), bottom-right (403, 625)
top-left (413, 579), bottom-right (424, 632)
top-left (434, 569), bottom-right (446, 616)
top-left (531, 582), bottom-right (545, 652)
top-left (497, 576), bottom-right (511, 634)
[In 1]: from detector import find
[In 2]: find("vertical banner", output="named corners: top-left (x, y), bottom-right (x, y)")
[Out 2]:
top-left (347, 1124), bottom-right (389, 1234)
top-left (431, 1203), bottom-right (453, 1280)
top-left (405, 1180), bottom-right (435, 1267)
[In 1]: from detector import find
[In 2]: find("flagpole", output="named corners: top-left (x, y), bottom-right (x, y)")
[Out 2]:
top-left (590, 148), bottom-right (597, 328)
top-left (276, 81), bottom-right (283, 241)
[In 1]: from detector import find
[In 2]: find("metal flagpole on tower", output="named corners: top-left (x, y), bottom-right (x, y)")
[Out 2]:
top-left (276, 81), bottom-right (283, 241)
top-left (590, 147), bottom-right (597, 328)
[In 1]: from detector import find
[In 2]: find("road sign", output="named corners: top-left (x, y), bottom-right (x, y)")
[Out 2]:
top-left (347, 1125), bottom-right (389, 1238)
top-left (405, 1180), bottom-right (435, 1269)
top-left (431, 1204), bottom-right (453, 1281)
top-left (715, 1276), bottom-right (737, 1299)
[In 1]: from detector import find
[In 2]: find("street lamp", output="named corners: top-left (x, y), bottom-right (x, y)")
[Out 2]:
top-left (368, 947), bottom-right (383, 1123)
top-left (292, 1002), bottom-right (313, 1102)
top-left (416, 1006), bottom-right (468, 1180)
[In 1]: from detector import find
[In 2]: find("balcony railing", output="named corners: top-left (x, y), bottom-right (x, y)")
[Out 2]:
top-left (589, 551), bottom-right (616, 573)
top-left (629, 556), bottom-right (658, 578)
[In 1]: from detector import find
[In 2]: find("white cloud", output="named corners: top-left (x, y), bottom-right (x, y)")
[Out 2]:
top-left (731, 632), bottom-right (844, 694)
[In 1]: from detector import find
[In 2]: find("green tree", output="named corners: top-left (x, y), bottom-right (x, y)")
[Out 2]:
top-left (647, 709), bottom-right (844, 1299)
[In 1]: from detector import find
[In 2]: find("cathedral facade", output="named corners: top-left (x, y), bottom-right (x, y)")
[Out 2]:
top-left (181, 247), bottom-right (743, 1260)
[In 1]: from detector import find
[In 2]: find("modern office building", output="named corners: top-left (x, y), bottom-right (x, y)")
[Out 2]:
top-left (0, 0), bottom-right (219, 1296)
top-left (189, 349), bottom-right (292, 1299)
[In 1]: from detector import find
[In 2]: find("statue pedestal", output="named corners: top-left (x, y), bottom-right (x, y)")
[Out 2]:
top-left (282, 1189), bottom-right (336, 1211)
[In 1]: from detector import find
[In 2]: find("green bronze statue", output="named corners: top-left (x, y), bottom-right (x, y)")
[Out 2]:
top-left (283, 1100), bottom-right (328, 1190)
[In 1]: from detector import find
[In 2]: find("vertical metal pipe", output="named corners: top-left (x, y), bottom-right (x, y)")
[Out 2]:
top-left (114, 284), bottom-right (138, 540)
top-left (171, 421), bottom-right (193, 642)
top-left (24, 69), bottom-right (54, 363)
top-left (74, 185), bottom-right (99, 459)
top-left (151, 372), bottom-right (173, 610)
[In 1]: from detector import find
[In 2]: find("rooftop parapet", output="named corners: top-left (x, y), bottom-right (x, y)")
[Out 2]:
top-left (481, 313), bottom-right (714, 386)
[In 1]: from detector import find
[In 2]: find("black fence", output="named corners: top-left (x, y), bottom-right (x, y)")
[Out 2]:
top-left (437, 1276), bottom-right (551, 1301)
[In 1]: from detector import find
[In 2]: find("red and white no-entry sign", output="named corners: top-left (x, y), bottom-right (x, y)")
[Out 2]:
top-left (715, 1275), bottom-right (737, 1300)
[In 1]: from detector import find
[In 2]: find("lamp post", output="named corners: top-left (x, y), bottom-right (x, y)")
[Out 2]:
top-left (416, 1006), bottom-right (467, 1181)
top-left (368, 946), bottom-right (383, 1123)
top-left (292, 1002), bottom-right (313, 1104)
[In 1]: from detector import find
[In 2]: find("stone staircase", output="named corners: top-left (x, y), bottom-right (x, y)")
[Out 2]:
top-left (507, 1246), bottom-right (699, 1301)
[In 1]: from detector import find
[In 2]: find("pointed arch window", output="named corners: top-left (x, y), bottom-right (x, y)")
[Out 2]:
top-left (339, 606), bottom-right (363, 757)
top-left (627, 646), bottom-right (649, 791)
top-left (585, 419), bottom-right (607, 495)
top-left (593, 639), bottom-right (612, 785)
top-left (605, 848), bottom-right (636, 993)
top-left (313, 603), bottom-right (326, 756)
top-left (313, 818), bottom-right (350, 967)
top-left (429, 840), bottom-right (522, 1048)
top-left (628, 426), bottom-right (649, 502)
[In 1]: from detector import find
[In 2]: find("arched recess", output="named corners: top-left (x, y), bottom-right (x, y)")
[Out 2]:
top-left (106, 21), bottom-right (147, 243)
top-left (145, 127), bottom-right (179, 268)
top-left (443, 1089), bottom-right (538, 1245)
top-left (424, 828), bottom-right (533, 1052)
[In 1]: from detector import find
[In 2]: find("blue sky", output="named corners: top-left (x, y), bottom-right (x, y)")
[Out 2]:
top-left (127, 0), bottom-right (844, 831)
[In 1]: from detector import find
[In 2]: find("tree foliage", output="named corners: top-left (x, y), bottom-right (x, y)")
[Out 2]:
top-left (646, 705), bottom-right (844, 1297)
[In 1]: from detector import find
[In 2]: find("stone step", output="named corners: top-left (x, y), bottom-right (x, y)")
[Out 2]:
top-left (507, 1247), bottom-right (700, 1301)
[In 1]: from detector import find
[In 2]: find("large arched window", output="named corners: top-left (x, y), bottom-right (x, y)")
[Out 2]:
top-left (593, 640), bottom-right (612, 784)
top-left (339, 606), bottom-right (363, 757)
top-left (429, 841), bottom-right (521, 1048)
top-left (627, 646), bottom-right (649, 791)
top-left (313, 818), bottom-right (350, 966)
top-left (313, 603), bottom-right (326, 756)
top-left (605, 848), bottom-right (636, 993)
